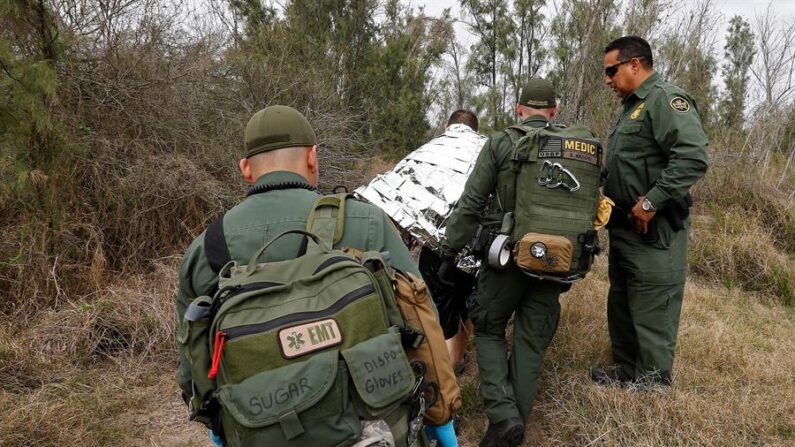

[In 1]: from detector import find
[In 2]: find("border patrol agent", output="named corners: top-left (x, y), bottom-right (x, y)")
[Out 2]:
top-left (591, 36), bottom-right (709, 386)
top-left (176, 105), bottom-right (423, 444)
top-left (440, 79), bottom-right (566, 447)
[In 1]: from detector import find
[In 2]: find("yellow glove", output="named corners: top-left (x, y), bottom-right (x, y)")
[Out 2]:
top-left (593, 195), bottom-right (616, 230)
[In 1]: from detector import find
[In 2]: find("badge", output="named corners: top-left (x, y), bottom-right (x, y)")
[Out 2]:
top-left (630, 102), bottom-right (645, 120)
top-left (670, 97), bottom-right (690, 112)
top-left (279, 318), bottom-right (343, 358)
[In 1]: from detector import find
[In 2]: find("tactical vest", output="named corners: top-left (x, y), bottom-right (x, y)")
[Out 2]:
top-left (178, 195), bottom-right (428, 447)
top-left (503, 123), bottom-right (602, 283)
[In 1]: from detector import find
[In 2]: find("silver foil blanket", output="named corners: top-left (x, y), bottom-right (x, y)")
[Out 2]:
top-left (355, 124), bottom-right (487, 270)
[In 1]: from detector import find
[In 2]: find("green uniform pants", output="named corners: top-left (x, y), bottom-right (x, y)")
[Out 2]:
top-left (469, 265), bottom-right (561, 423)
top-left (607, 222), bottom-right (688, 384)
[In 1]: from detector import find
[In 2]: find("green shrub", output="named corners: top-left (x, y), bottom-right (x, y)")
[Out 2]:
top-left (689, 207), bottom-right (794, 304)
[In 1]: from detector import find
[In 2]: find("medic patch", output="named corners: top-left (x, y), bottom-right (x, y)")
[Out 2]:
top-left (539, 136), bottom-right (602, 167)
top-left (279, 318), bottom-right (343, 359)
top-left (630, 102), bottom-right (645, 120)
top-left (670, 97), bottom-right (690, 112)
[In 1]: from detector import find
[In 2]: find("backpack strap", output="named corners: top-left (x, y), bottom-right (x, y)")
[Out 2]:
top-left (306, 193), bottom-right (351, 247)
top-left (503, 125), bottom-right (526, 147)
top-left (496, 125), bottom-right (544, 217)
top-left (506, 124), bottom-right (544, 163)
top-left (204, 215), bottom-right (231, 274)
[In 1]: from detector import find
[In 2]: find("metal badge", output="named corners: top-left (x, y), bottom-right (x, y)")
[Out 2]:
top-left (530, 242), bottom-right (546, 258)
top-left (630, 102), bottom-right (645, 120)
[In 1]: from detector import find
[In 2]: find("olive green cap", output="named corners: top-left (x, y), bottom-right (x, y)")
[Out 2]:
top-left (519, 78), bottom-right (556, 108)
top-left (244, 105), bottom-right (317, 158)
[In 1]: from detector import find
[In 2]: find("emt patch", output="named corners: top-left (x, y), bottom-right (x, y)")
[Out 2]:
top-left (539, 136), bottom-right (602, 166)
top-left (279, 318), bottom-right (343, 359)
top-left (670, 97), bottom-right (690, 112)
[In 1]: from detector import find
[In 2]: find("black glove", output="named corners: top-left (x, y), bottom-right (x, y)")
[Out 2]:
top-left (437, 254), bottom-right (457, 288)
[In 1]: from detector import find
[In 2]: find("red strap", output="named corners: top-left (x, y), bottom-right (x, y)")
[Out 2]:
top-left (208, 331), bottom-right (226, 380)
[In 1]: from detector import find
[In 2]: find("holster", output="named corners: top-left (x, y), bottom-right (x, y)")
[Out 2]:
top-left (605, 206), bottom-right (631, 230)
top-left (470, 224), bottom-right (497, 258)
top-left (640, 218), bottom-right (659, 243)
top-left (577, 230), bottom-right (601, 271)
top-left (660, 194), bottom-right (692, 231)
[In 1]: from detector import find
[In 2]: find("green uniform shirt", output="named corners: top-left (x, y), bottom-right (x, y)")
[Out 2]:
top-left (176, 171), bottom-right (419, 397)
top-left (444, 116), bottom-right (549, 253)
top-left (602, 73), bottom-right (709, 211)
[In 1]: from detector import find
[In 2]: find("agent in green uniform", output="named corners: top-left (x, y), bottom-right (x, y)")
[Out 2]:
top-left (176, 105), bottom-right (421, 441)
top-left (440, 79), bottom-right (566, 447)
top-left (591, 36), bottom-right (709, 386)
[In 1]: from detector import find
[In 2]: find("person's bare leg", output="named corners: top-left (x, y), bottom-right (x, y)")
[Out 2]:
top-left (446, 319), bottom-right (473, 370)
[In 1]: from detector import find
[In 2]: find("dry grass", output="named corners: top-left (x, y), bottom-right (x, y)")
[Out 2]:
top-left (2, 250), bottom-right (793, 446)
top-left (692, 164), bottom-right (795, 254)
top-left (687, 160), bottom-right (795, 304)
top-left (689, 209), bottom-right (794, 304)
top-left (536, 259), bottom-right (795, 446)
top-left (0, 261), bottom-right (201, 446)
top-left (451, 256), bottom-right (795, 446)
top-left (24, 268), bottom-right (176, 367)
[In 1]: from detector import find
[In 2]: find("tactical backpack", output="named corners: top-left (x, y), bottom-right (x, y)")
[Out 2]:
top-left (178, 195), bottom-right (432, 447)
top-left (307, 195), bottom-right (461, 427)
top-left (499, 123), bottom-right (603, 283)
top-left (340, 248), bottom-right (462, 426)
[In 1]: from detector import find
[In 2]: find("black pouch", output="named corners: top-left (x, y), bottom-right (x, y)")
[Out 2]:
top-left (641, 217), bottom-right (660, 244)
top-left (662, 194), bottom-right (692, 232)
top-left (662, 208), bottom-right (684, 231)
top-left (606, 206), bottom-right (633, 230)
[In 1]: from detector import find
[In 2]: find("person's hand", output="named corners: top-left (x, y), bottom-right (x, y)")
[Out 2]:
top-left (437, 254), bottom-right (457, 288)
top-left (593, 194), bottom-right (615, 230)
top-left (629, 195), bottom-right (656, 234)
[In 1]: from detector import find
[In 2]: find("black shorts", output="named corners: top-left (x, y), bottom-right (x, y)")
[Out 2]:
top-left (418, 245), bottom-right (477, 339)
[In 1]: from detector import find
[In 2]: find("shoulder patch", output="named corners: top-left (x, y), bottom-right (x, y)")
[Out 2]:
top-left (670, 97), bottom-right (690, 112)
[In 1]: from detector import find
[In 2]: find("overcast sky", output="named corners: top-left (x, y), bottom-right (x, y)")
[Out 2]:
top-left (413, 0), bottom-right (795, 49)
top-left (415, 0), bottom-right (795, 23)
top-left (407, 0), bottom-right (794, 120)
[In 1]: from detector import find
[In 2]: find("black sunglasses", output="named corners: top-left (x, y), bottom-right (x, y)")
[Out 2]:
top-left (604, 57), bottom-right (642, 77)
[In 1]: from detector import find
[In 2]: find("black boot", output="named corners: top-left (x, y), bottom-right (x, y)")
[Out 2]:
top-left (590, 366), bottom-right (631, 386)
top-left (479, 417), bottom-right (524, 447)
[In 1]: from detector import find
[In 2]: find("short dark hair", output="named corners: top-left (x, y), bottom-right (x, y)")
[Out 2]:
top-left (605, 36), bottom-right (653, 69)
top-left (447, 109), bottom-right (479, 132)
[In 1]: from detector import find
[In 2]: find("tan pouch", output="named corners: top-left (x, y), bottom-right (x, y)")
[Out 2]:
top-left (394, 271), bottom-right (462, 425)
top-left (514, 232), bottom-right (573, 274)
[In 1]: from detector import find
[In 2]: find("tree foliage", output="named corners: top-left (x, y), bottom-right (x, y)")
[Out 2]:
top-left (719, 15), bottom-right (755, 128)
